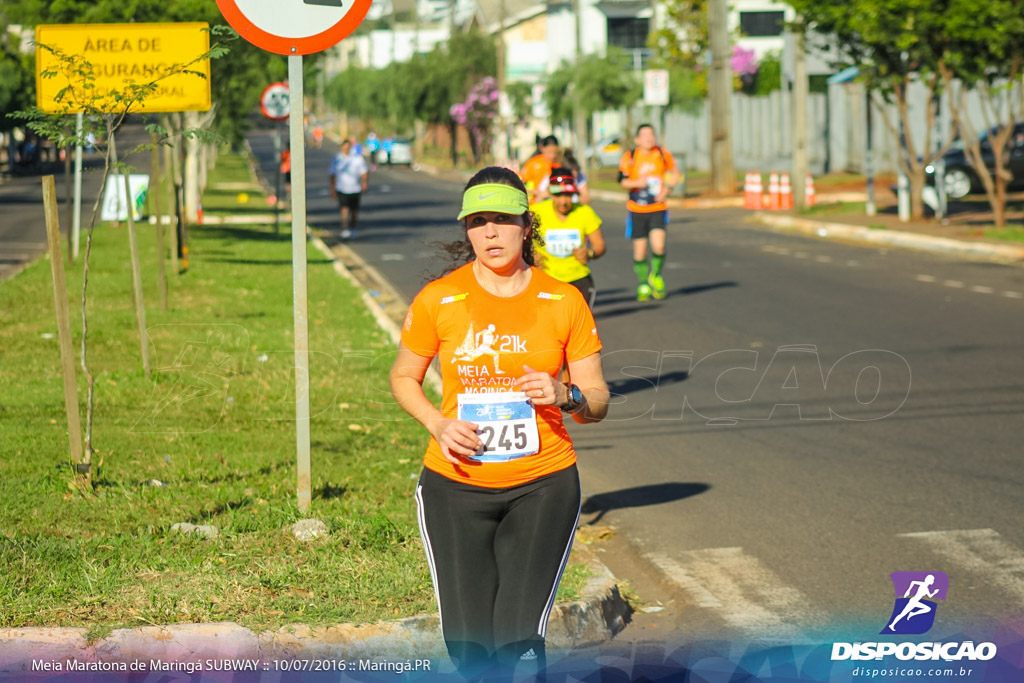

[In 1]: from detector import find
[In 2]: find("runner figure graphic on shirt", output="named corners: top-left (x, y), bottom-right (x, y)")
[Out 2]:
top-left (452, 323), bottom-right (505, 374)
top-left (888, 574), bottom-right (939, 631)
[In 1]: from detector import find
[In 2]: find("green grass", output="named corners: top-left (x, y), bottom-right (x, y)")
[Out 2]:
top-left (0, 148), bottom-right (588, 632)
top-left (983, 226), bottom-right (1024, 243)
top-left (799, 201), bottom-right (868, 218)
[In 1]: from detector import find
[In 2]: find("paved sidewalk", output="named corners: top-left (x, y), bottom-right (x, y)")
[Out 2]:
top-left (0, 545), bottom-right (629, 674)
top-left (415, 162), bottom-right (1023, 264)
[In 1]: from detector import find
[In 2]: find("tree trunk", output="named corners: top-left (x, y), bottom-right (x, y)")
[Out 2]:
top-left (909, 167), bottom-right (926, 221)
top-left (449, 121), bottom-right (458, 167)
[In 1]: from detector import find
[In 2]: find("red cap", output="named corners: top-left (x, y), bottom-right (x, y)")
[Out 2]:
top-left (548, 170), bottom-right (578, 195)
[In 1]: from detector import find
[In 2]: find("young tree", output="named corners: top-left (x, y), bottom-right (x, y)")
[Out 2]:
top-left (788, 0), bottom-right (960, 220)
top-left (651, 0), bottom-right (709, 72)
top-left (544, 48), bottom-right (642, 152)
top-left (15, 36), bottom-right (225, 490)
top-left (939, 0), bottom-right (1024, 228)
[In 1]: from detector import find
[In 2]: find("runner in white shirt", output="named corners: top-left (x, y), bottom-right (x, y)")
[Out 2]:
top-left (328, 139), bottom-right (369, 238)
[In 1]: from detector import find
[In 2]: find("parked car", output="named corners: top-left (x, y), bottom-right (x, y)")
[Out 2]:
top-left (386, 137), bottom-right (413, 165)
top-left (925, 123), bottom-right (1024, 199)
top-left (584, 135), bottom-right (625, 167)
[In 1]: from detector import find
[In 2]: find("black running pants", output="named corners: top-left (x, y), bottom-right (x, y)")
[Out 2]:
top-left (415, 464), bottom-right (581, 678)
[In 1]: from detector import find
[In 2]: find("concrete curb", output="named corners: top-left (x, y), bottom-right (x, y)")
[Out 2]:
top-left (754, 212), bottom-right (1024, 263)
top-left (0, 552), bottom-right (629, 672)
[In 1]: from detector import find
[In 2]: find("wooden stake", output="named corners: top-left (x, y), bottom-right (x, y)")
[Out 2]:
top-left (150, 133), bottom-right (169, 311)
top-left (42, 175), bottom-right (84, 468)
top-left (109, 132), bottom-right (151, 377)
top-left (163, 141), bottom-right (180, 275)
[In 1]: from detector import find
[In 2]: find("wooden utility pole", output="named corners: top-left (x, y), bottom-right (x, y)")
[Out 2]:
top-left (496, 0), bottom-right (508, 163)
top-left (708, 0), bottom-right (734, 196)
top-left (572, 0), bottom-right (588, 160)
top-left (791, 30), bottom-right (808, 209)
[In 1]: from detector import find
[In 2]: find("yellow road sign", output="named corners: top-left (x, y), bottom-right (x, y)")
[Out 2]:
top-left (35, 23), bottom-right (211, 114)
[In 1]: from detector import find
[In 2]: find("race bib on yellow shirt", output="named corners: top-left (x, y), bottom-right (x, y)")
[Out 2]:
top-left (457, 391), bottom-right (539, 462)
top-left (544, 228), bottom-right (583, 258)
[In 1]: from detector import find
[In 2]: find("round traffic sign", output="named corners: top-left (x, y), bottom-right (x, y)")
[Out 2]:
top-left (216, 0), bottom-right (374, 56)
top-left (260, 82), bottom-right (290, 120)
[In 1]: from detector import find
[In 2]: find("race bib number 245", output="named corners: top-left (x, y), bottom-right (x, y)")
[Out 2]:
top-left (457, 392), bottom-right (540, 462)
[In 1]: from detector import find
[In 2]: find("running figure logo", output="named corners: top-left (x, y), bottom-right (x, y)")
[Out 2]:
top-left (881, 571), bottom-right (949, 635)
top-left (452, 322), bottom-right (505, 374)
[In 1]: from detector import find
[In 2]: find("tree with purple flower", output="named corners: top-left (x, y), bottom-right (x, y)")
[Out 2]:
top-left (449, 76), bottom-right (499, 164)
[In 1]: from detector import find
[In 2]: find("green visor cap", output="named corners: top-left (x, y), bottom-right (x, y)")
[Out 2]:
top-left (457, 183), bottom-right (529, 220)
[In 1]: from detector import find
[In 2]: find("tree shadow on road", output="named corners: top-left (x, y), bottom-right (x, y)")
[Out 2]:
top-left (581, 482), bottom-right (710, 525)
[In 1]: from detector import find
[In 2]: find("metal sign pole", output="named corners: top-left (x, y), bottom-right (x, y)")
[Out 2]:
top-left (274, 124), bottom-right (282, 234)
top-left (288, 55), bottom-right (312, 514)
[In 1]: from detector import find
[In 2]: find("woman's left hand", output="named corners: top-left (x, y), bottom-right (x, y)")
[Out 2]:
top-left (516, 365), bottom-right (563, 407)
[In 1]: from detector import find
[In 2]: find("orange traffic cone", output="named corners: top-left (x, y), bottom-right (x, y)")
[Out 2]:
top-left (749, 172), bottom-right (762, 209)
top-left (744, 172), bottom-right (760, 209)
top-left (197, 201), bottom-right (204, 225)
top-left (767, 172), bottom-right (780, 210)
top-left (780, 172), bottom-right (793, 210)
top-left (805, 174), bottom-right (816, 207)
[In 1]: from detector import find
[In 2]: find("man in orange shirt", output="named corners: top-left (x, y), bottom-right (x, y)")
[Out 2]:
top-left (618, 124), bottom-right (679, 300)
top-left (519, 135), bottom-right (559, 203)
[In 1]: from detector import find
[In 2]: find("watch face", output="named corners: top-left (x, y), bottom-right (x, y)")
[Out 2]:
top-left (570, 384), bottom-right (583, 406)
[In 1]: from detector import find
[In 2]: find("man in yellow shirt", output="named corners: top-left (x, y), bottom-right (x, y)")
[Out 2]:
top-left (533, 168), bottom-right (606, 306)
top-left (618, 124), bottom-right (679, 301)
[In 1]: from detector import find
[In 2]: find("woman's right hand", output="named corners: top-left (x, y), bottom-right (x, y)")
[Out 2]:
top-left (432, 419), bottom-right (483, 464)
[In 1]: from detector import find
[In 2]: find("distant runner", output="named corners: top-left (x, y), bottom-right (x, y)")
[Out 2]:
top-left (618, 123), bottom-right (679, 301)
top-left (532, 167), bottom-right (605, 307)
top-left (329, 139), bottom-right (369, 238)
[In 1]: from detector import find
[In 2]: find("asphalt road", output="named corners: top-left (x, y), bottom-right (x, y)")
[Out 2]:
top-left (0, 125), bottom-right (155, 282)
top-left (268, 131), bottom-right (1024, 645)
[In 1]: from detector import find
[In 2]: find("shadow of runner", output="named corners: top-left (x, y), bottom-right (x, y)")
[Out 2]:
top-left (581, 482), bottom-right (710, 525)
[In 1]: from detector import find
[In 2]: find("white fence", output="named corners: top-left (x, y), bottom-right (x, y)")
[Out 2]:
top-left (587, 80), bottom-right (992, 176)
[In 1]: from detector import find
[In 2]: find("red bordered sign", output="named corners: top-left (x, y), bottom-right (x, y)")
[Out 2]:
top-left (216, 0), bottom-right (374, 56)
top-left (260, 82), bottom-right (290, 120)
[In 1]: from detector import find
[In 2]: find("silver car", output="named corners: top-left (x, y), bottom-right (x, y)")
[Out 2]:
top-left (584, 136), bottom-right (625, 167)
top-left (387, 138), bottom-right (413, 165)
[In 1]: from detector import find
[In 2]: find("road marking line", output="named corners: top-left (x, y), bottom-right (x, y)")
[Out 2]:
top-left (645, 548), bottom-right (826, 640)
top-left (1002, 291), bottom-right (1023, 299)
top-left (915, 274), bottom-right (937, 282)
top-left (969, 285), bottom-right (994, 294)
top-left (944, 280), bottom-right (965, 288)
top-left (846, 260), bottom-right (860, 266)
top-left (815, 256), bottom-right (832, 263)
top-left (794, 252), bottom-right (810, 259)
top-left (899, 529), bottom-right (1024, 604)
top-left (380, 253), bottom-right (406, 261)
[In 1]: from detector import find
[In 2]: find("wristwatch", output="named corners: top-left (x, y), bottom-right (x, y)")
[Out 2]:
top-left (561, 383), bottom-right (584, 412)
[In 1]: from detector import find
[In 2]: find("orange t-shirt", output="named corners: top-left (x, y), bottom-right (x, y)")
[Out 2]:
top-left (519, 154), bottom-right (553, 203)
top-left (618, 147), bottom-right (677, 213)
top-left (401, 264), bottom-right (603, 488)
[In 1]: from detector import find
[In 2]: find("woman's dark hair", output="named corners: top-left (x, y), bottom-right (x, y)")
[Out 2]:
top-left (561, 149), bottom-right (581, 174)
top-left (433, 166), bottom-right (544, 276)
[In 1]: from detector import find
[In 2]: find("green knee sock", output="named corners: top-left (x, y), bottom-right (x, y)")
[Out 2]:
top-left (651, 252), bottom-right (665, 278)
top-left (633, 260), bottom-right (649, 285)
